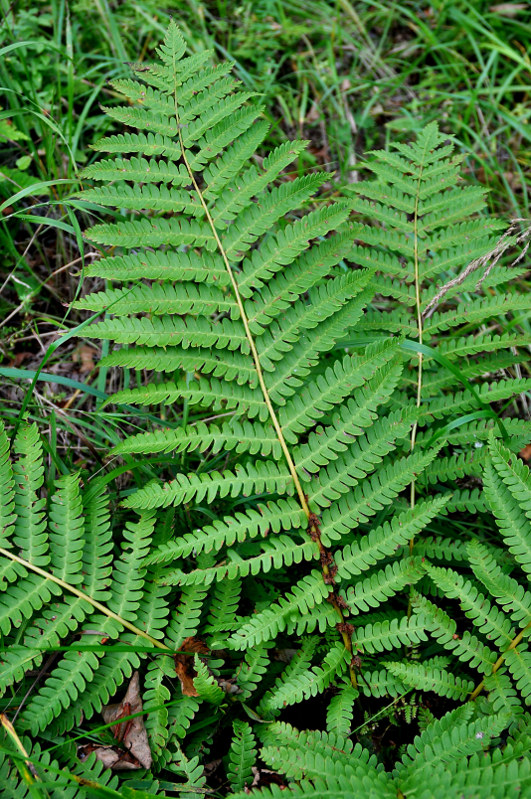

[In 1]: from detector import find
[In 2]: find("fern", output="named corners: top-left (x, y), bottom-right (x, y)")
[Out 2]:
top-left (72, 21), bottom-right (451, 705)
top-left (228, 714), bottom-right (531, 798)
top-left (345, 127), bottom-right (531, 492)
top-left (227, 720), bottom-right (257, 793)
top-left (2, 21), bottom-right (530, 798)
top-left (326, 684), bottom-right (358, 737)
top-left (407, 435), bottom-right (531, 716)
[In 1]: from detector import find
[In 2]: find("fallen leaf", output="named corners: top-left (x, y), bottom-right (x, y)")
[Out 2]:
top-left (79, 671), bottom-right (151, 770)
top-left (251, 765), bottom-right (288, 791)
top-left (489, 3), bottom-right (527, 16)
top-left (174, 636), bottom-right (209, 697)
top-left (519, 443), bottom-right (531, 462)
top-left (78, 742), bottom-right (140, 771)
top-left (72, 343), bottom-right (97, 373)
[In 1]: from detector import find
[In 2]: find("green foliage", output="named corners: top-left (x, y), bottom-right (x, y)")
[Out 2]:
top-left (74, 22), bottom-right (449, 694)
top-left (1, 18), bottom-right (530, 799)
top-left (408, 435), bottom-right (531, 715)
top-left (345, 127), bottom-right (531, 495)
top-left (228, 714), bottom-right (531, 798)
top-left (227, 720), bottom-right (257, 792)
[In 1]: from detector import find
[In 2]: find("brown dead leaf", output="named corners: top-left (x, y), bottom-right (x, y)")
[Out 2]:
top-left (490, 3), bottom-right (527, 16)
top-left (79, 671), bottom-right (151, 771)
top-left (305, 102), bottom-right (321, 123)
top-left (519, 443), bottom-right (531, 462)
top-left (174, 636), bottom-right (209, 697)
top-left (72, 343), bottom-right (97, 373)
top-left (251, 765), bottom-right (288, 791)
top-left (78, 742), bottom-right (141, 771)
top-left (10, 352), bottom-right (32, 368)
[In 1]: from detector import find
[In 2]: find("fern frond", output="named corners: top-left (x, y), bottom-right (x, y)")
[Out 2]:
top-left (49, 28), bottom-right (531, 787)
top-left (383, 661), bottom-right (474, 700)
top-left (229, 572), bottom-right (333, 649)
top-left (396, 706), bottom-right (511, 793)
top-left (163, 584), bottom-right (208, 650)
top-left (0, 423), bottom-right (15, 548)
top-left (123, 460), bottom-right (293, 510)
top-left (111, 419), bottom-right (283, 459)
top-left (227, 720), bottom-right (257, 793)
top-left (321, 448), bottom-right (445, 543)
top-left (467, 540), bottom-right (531, 628)
top-left (326, 684), bottom-right (358, 738)
top-left (235, 641), bottom-right (272, 699)
top-left (410, 592), bottom-right (498, 674)
top-left (145, 498), bottom-right (304, 564)
top-left (259, 643), bottom-right (349, 712)
top-left (354, 615), bottom-right (428, 655)
top-left (101, 345), bottom-right (256, 385)
top-left (161, 535), bottom-right (316, 586)
top-left (257, 637), bottom-right (319, 716)
top-left (293, 363), bottom-right (404, 475)
top-left (504, 648), bottom-right (531, 705)
top-left (144, 655), bottom-right (174, 763)
top-left (484, 669), bottom-right (524, 718)
top-left (85, 249), bottom-right (229, 284)
top-left (355, 668), bottom-right (407, 698)
top-left (483, 444), bottom-right (531, 576)
top-left (335, 497), bottom-right (447, 578)
top-left (279, 339), bottom-right (399, 435)
top-left (308, 410), bottom-right (416, 506)
top-left (343, 557), bottom-right (425, 614)
top-left (424, 563), bottom-right (515, 648)
top-left (205, 577), bottom-right (242, 640)
top-left (190, 654), bottom-right (225, 705)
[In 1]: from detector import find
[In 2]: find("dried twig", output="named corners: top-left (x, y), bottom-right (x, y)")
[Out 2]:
top-left (423, 218), bottom-right (531, 319)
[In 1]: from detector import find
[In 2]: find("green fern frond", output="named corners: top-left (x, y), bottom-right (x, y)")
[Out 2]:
top-left (163, 583), bottom-right (208, 649)
top-left (229, 572), bottom-right (333, 649)
top-left (334, 497), bottom-right (447, 578)
top-left (205, 577), bottom-right (242, 640)
top-left (483, 445), bottom-right (531, 576)
top-left (123, 461), bottom-right (293, 510)
top-left (346, 119), bottom-right (529, 512)
top-left (145, 499), bottom-right (304, 564)
top-left (342, 557), bottom-right (425, 614)
top-left (144, 655), bottom-right (174, 763)
top-left (257, 638), bottom-right (318, 710)
top-left (192, 654), bottom-right (226, 705)
top-left (235, 641), bottom-right (272, 699)
top-left (412, 591), bottom-right (498, 673)
top-left (383, 661), bottom-right (474, 700)
top-left (227, 720), bottom-right (257, 792)
top-left (161, 535), bottom-right (316, 586)
top-left (395, 706), bottom-right (512, 793)
top-left (326, 684), bottom-right (358, 737)
top-left (354, 615), bottom-right (428, 655)
top-left (424, 563), bottom-right (514, 648)
top-left (111, 419), bottom-right (283, 459)
top-left (258, 643), bottom-right (349, 713)
top-left (467, 540), bottom-right (531, 628)
top-left (484, 670), bottom-right (525, 718)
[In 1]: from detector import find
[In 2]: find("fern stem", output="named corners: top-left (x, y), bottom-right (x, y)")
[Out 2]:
top-left (408, 145), bottom-right (427, 554)
top-left (171, 53), bottom-right (357, 688)
top-left (469, 620), bottom-right (531, 701)
top-left (0, 713), bottom-right (38, 787)
top-left (0, 547), bottom-right (171, 651)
